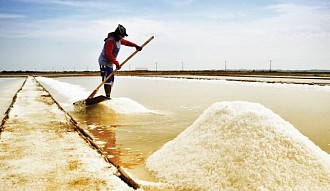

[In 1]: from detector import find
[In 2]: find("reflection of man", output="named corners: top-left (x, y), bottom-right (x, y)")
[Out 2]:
top-left (89, 125), bottom-right (119, 164)
top-left (85, 107), bottom-right (120, 165)
top-left (98, 24), bottom-right (142, 99)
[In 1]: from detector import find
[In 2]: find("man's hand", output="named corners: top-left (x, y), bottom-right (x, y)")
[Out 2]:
top-left (135, 45), bottom-right (142, 51)
top-left (116, 64), bottom-right (121, 70)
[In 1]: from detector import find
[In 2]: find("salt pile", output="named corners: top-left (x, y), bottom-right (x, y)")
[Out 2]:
top-left (36, 77), bottom-right (152, 114)
top-left (146, 101), bottom-right (330, 191)
top-left (36, 76), bottom-right (88, 103)
top-left (103, 97), bottom-right (151, 114)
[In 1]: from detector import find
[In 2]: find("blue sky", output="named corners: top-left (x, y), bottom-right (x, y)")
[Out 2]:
top-left (0, 0), bottom-right (330, 71)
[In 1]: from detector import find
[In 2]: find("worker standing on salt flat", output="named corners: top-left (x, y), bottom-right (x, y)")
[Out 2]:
top-left (98, 24), bottom-right (142, 99)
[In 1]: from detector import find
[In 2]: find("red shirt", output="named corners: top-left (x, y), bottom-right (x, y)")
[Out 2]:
top-left (105, 34), bottom-right (137, 67)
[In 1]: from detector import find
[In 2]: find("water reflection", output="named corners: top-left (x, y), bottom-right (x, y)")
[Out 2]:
top-left (75, 103), bottom-right (146, 169)
top-left (87, 124), bottom-right (119, 165)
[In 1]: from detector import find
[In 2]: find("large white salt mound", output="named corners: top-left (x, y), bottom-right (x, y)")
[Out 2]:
top-left (146, 101), bottom-right (330, 191)
top-left (102, 97), bottom-right (152, 114)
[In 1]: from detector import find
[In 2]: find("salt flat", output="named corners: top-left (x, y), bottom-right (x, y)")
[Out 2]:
top-left (0, 77), bottom-right (134, 191)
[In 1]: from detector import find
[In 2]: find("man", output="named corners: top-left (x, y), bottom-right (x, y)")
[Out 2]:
top-left (98, 24), bottom-right (142, 99)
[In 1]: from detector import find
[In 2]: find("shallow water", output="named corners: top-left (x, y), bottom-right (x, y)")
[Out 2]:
top-left (0, 78), bottom-right (26, 119)
top-left (38, 76), bottom-right (330, 181)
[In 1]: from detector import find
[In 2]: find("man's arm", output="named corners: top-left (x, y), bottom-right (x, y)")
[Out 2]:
top-left (121, 39), bottom-right (137, 47)
top-left (122, 39), bottom-right (142, 51)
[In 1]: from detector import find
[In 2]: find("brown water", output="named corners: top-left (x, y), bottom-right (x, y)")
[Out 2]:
top-left (38, 76), bottom-right (330, 181)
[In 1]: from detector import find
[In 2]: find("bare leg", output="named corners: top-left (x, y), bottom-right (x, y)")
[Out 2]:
top-left (104, 84), bottom-right (112, 99)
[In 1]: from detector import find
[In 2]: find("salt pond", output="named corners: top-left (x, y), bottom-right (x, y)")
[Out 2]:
top-left (36, 76), bottom-right (330, 182)
top-left (0, 78), bottom-right (26, 120)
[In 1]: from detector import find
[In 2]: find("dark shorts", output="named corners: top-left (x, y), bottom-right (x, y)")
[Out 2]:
top-left (100, 65), bottom-right (114, 85)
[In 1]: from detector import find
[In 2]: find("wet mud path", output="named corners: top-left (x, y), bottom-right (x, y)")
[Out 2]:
top-left (0, 77), bottom-right (135, 190)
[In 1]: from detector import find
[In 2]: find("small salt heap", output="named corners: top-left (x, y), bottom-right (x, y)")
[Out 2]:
top-left (146, 101), bottom-right (330, 191)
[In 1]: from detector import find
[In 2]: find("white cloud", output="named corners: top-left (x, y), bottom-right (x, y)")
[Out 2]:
top-left (18, 0), bottom-right (111, 9)
top-left (165, 0), bottom-right (195, 6)
top-left (0, 13), bottom-right (25, 19)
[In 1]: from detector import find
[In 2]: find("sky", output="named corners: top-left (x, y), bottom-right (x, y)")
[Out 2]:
top-left (0, 0), bottom-right (330, 71)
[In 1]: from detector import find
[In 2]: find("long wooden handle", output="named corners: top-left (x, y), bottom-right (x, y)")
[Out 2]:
top-left (88, 36), bottom-right (154, 99)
